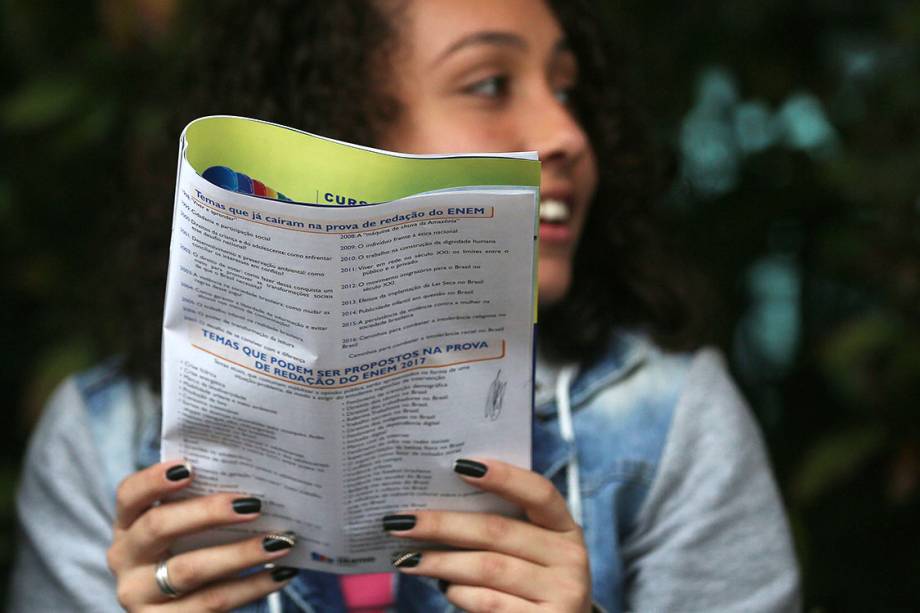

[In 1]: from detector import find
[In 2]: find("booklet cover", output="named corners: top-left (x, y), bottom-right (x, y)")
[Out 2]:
top-left (161, 115), bottom-right (540, 573)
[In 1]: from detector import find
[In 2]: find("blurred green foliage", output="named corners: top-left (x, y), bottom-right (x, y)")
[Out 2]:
top-left (1, 0), bottom-right (918, 609)
top-left (0, 0), bottom-right (179, 601)
top-left (604, 1), bottom-right (920, 608)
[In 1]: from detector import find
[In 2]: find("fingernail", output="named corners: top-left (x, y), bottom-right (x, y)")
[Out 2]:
top-left (438, 579), bottom-right (450, 593)
top-left (383, 514), bottom-right (416, 531)
top-left (391, 551), bottom-right (422, 568)
top-left (263, 532), bottom-right (296, 552)
top-left (454, 458), bottom-right (487, 478)
top-left (165, 463), bottom-right (191, 482)
top-left (271, 566), bottom-right (298, 582)
top-left (232, 497), bottom-right (262, 514)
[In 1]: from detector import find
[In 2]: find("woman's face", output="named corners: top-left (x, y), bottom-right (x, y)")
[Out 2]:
top-left (378, 0), bottom-right (598, 306)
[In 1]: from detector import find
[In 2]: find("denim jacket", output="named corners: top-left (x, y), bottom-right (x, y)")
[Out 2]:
top-left (12, 332), bottom-right (800, 612)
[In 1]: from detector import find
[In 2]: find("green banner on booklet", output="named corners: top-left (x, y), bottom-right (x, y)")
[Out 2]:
top-left (183, 116), bottom-right (540, 204)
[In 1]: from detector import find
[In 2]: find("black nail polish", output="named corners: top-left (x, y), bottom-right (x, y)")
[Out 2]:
top-left (165, 464), bottom-right (191, 481)
top-left (232, 497), bottom-right (262, 514)
top-left (271, 567), bottom-right (298, 582)
top-left (383, 514), bottom-right (416, 531)
top-left (391, 551), bottom-right (422, 568)
top-left (263, 532), bottom-right (296, 552)
top-left (454, 459), bottom-right (488, 478)
top-left (438, 579), bottom-right (450, 593)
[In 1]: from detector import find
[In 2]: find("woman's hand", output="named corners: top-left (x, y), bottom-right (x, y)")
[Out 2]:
top-left (106, 461), bottom-right (297, 611)
top-left (385, 458), bottom-right (593, 613)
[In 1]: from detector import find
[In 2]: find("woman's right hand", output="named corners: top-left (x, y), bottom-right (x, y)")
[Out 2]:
top-left (106, 461), bottom-right (298, 611)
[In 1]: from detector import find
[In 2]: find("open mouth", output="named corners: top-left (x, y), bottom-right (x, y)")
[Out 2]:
top-left (539, 198), bottom-right (570, 224)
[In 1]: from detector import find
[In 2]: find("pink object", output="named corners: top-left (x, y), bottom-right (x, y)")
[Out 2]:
top-left (339, 573), bottom-right (394, 612)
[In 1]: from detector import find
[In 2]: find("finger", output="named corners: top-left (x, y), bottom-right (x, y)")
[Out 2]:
top-left (120, 493), bottom-right (262, 563)
top-left (452, 458), bottom-right (577, 532)
top-left (392, 549), bottom-right (551, 603)
top-left (115, 460), bottom-right (194, 530)
top-left (384, 510), bottom-right (581, 566)
top-left (443, 583), bottom-right (535, 613)
top-left (160, 567), bottom-right (299, 612)
top-left (120, 532), bottom-right (296, 605)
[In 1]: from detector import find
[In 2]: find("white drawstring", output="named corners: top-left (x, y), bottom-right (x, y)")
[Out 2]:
top-left (268, 589), bottom-right (283, 613)
top-left (555, 365), bottom-right (582, 526)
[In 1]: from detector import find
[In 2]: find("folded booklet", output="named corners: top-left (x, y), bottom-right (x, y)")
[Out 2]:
top-left (161, 115), bottom-right (540, 573)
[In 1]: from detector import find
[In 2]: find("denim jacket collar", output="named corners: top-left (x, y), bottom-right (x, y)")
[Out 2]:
top-left (534, 331), bottom-right (648, 419)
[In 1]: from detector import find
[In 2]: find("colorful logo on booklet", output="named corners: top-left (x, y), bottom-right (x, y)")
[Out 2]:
top-left (202, 165), bottom-right (292, 201)
top-left (310, 551), bottom-right (335, 563)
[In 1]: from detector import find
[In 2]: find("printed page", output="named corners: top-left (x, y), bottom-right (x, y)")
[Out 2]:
top-left (161, 117), bottom-right (539, 572)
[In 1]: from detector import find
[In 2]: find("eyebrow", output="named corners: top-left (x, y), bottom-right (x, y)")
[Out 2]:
top-left (431, 30), bottom-right (573, 69)
top-left (433, 30), bottom-right (569, 64)
top-left (432, 31), bottom-right (528, 66)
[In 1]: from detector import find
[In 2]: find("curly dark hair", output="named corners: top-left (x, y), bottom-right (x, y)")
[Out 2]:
top-left (113, 0), bottom-right (707, 386)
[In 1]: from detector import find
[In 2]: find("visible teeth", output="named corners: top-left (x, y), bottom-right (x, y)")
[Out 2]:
top-left (539, 199), bottom-right (570, 223)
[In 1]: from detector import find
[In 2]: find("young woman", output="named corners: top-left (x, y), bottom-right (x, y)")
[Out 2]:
top-left (9, 1), bottom-right (800, 611)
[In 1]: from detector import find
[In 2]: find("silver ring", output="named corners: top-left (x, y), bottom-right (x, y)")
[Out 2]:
top-left (155, 557), bottom-right (181, 598)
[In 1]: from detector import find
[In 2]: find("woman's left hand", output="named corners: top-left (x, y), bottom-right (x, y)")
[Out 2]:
top-left (384, 458), bottom-right (592, 613)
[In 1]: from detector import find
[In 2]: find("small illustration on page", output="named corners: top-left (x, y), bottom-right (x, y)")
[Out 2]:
top-left (485, 369), bottom-right (507, 421)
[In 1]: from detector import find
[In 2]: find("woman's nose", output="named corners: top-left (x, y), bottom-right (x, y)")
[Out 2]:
top-left (523, 87), bottom-right (591, 168)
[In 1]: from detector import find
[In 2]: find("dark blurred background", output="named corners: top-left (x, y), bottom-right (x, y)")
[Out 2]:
top-left (1, 1), bottom-right (918, 610)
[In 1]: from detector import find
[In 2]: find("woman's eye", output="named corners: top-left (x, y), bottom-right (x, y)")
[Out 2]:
top-left (554, 84), bottom-right (575, 106)
top-left (465, 75), bottom-right (509, 98)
